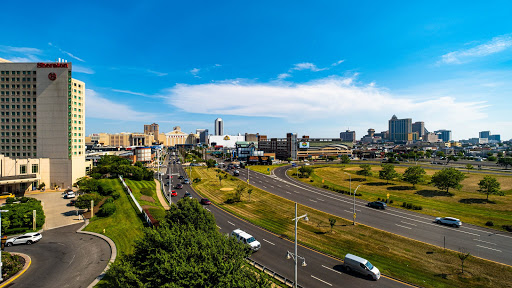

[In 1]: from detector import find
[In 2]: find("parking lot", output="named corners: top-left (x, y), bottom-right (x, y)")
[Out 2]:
top-left (22, 191), bottom-right (83, 230)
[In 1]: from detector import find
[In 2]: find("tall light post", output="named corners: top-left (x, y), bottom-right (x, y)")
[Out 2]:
top-left (0, 210), bottom-right (9, 282)
top-left (353, 185), bottom-right (361, 225)
top-left (286, 202), bottom-right (308, 288)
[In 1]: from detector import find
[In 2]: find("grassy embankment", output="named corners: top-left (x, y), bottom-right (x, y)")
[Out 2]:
top-left (191, 166), bottom-right (512, 288)
top-left (290, 164), bottom-right (512, 231)
top-left (124, 179), bottom-right (166, 222)
top-left (248, 164), bottom-right (288, 175)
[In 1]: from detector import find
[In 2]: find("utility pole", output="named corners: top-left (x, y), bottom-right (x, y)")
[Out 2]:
top-left (0, 210), bottom-right (9, 282)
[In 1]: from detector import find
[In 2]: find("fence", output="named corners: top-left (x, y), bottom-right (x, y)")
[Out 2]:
top-left (246, 258), bottom-right (303, 288)
top-left (119, 176), bottom-right (153, 227)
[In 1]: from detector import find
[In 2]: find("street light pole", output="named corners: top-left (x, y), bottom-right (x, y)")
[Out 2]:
top-left (353, 185), bottom-right (361, 225)
top-left (288, 202), bottom-right (308, 288)
top-left (0, 210), bottom-right (9, 282)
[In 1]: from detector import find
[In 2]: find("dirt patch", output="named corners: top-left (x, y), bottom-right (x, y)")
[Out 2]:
top-left (82, 197), bottom-right (109, 219)
top-left (220, 188), bottom-right (234, 191)
top-left (140, 195), bottom-right (155, 202)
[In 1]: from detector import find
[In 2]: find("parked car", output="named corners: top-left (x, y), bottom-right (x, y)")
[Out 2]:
top-left (67, 199), bottom-right (77, 206)
top-left (367, 201), bottom-right (387, 210)
top-left (231, 229), bottom-right (261, 251)
top-left (5, 232), bottom-right (42, 246)
top-left (200, 198), bottom-right (211, 205)
top-left (0, 192), bottom-right (14, 199)
top-left (175, 184), bottom-right (184, 189)
top-left (434, 217), bottom-right (462, 228)
top-left (183, 192), bottom-right (193, 199)
top-left (344, 253), bottom-right (380, 280)
top-left (171, 190), bottom-right (177, 197)
top-left (64, 191), bottom-right (76, 199)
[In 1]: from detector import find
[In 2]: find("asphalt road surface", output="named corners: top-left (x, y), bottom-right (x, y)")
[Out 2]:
top-left (233, 165), bottom-right (512, 266)
top-left (161, 157), bottom-right (411, 288)
top-left (5, 223), bottom-right (111, 288)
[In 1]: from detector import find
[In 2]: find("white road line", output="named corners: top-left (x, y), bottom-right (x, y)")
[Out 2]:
top-left (227, 221), bottom-right (236, 226)
top-left (400, 221), bottom-right (417, 226)
top-left (206, 208), bottom-right (211, 212)
top-left (473, 238), bottom-right (497, 245)
top-left (262, 186), bottom-right (267, 189)
top-left (316, 198), bottom-right (325, 201)
top-left (262, 239), bottom-right (275, 245)
top-left (309, 199), bottom-right (317, 203)
top-left (477, 245), bottom-right (502, 252)
top-left (344, 210), bottom-right (352, 213)
top-left (321, 265), bottom-right (342, 275)
top-left (217, 225), bottom-right (221, 229)
top-left (395, 224), bottom-right (412, 230)
top-left (311, 275), bottom-right (332, 286)
top-left (285, 191), bottom-right (291, 194)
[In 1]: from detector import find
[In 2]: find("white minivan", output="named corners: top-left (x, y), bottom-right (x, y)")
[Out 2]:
top-left (344, 253), bottom-right (380, 280)
top-left (231, 229), bottom-right (261, 251)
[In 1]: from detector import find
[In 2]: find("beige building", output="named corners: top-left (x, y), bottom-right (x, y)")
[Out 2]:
top-left (163, 126), bottom-right (188, 147)
top-left (0, 59), bottom-right (87, 189)
top-left (0, 155), bottom-right (51, 193)
top-left (144, 123), bottom-right (159, 143)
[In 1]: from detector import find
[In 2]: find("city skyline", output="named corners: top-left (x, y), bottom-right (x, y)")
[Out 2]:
top-left (1, 1), bottom-right (512, 140)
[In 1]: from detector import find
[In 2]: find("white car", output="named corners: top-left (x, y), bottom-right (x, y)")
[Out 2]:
top-left (6, 232), bottom-right (42, 246)
top-left (435, 217), bottom-right (462, 228)
top-left (64, 191), bottom-right (76, 199)
top-left (231, 229), bottom-right (261, 251)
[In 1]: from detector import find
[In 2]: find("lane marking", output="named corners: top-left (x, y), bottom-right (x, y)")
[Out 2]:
top-left (262, 239), bottom-right (275, 246)
top-left (311, 275), bottom-right (332, 286)
top-left (474, 239), bottom-right (497, 245)
top-left (344, 210), bottom-right (352, 213)
top-left (309, 199), bottom-right (317, 203)
top-left (217, 225), bottom-right (221, 229)
top-left (321, 265), bottom-right (342, 275)
top-left (395, 224), bottom-right (412, 230)
top-left (227, 221), bottom-right (236, 226)
top-left (477, 245), bottom-right (502, 252)
top-left (316, 198), bottom-right (325, 202)
top-left (285, 191), bottom-right (291, 194)
top-left (401, 221), bottom-right (417, 226)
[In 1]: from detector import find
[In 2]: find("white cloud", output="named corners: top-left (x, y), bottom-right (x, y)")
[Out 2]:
top-left (440, 34), bottom-right (512, 64)
top-left (331, 60), bottom-right (344, 66)
top-left (290, 62), bottom-right (327, 72)
top-left (0, 45), bottom-right (42, 54)
top-left (85, 89), bottom-right (154, 121)
top-left (48, 42), bottom-right (85, 62)
top-left (73, 65), bottom-right (95, 74)
top-left (190, 68), bottom-right (200, 75)
top-left (277, 73), bottom-right (291, 79)
top-left (146, 69), bottom-right (168, 77)
top-left (112, 89), bottom-right (149, 97)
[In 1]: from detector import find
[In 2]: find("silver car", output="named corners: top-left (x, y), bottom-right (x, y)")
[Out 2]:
top-left (435, 217), bottom-right (462, 228)
top-left (6, 232), bottom-right (42, 246)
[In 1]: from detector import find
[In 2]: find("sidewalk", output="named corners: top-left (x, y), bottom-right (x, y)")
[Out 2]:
top-left (154, 179), bottom-right (170, 210)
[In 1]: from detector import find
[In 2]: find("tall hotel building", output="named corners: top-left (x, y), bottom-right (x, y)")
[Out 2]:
top-left (0, 58), bottom-right (86, 190)
top-left (388, 115), bottom-right (412, 142)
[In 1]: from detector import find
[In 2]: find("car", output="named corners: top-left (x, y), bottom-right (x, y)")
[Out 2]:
top-left (178, 175), bottom-right (184, 179)
top-left (0, 192), bottom-right (14, 199)
top-left (231, 229), bottom-right (261, 251)
top-left (175, 184), bottom-right (184, 189)
top-left (435, 217), bottom-right (462, 228)
top-left (344, 253), bottom-right (380, 280)
top-left (304, 163), bottom-right (310, 166)
top-left (367, 201), bottom-right (387, 210)
top-left (171, 190), bottom-right (177, 197)
top-left (183, 192), bottom-right (193, 199)
top-left (64, 191), bottom-right (76, 199)
top-left (200, 198), bottom-right (211, 205)
top-left (233, 170), bottom-right (240, 176)
top-left (183, 179), bottom-right (190, 184)
top-left (5, 232), bottom-right (42, 246)
top-left (67, 199), bottom-right (77, 206)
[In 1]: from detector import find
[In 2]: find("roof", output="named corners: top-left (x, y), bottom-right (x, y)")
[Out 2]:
top-left (345, 253), bottom-right (368, 264)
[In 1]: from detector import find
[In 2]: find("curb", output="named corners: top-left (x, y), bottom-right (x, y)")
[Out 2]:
top-left (77, 219), bottom-right (117, 288)
top-left (0, 252), bottom-right (31, 288)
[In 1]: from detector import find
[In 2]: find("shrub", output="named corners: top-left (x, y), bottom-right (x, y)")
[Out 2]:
top-left (104, 197), bottom-right (114, 204)
top-left (389, 200), bottom-right (394, 204)
top-left (503, 225), bottom-right (512, 232)
top-left (91, 173), bottom-right (102, 179)
top-left (322, 185), bottom-right (330, 189)
top-left (98, 202), bottom-right (116, 217)
top-left (485, 221), bottom-right (494, 227)
top-left (75, 193), bottom-right (103, 210)
top-left (112, 191), bottom-right (120, 200)
top-left (356, 193), bottom-right (362, 196)
top-left (140, 187), bottom-right (153, 196)
top-left (310, 180), bottom-right (314, 182)
top-left (6, 198), bottom-right (16, 204)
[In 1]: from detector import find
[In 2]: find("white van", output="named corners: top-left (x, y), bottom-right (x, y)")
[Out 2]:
top-left (231, 229), bottom-right (261, 251)
top-left (344, 253), bottom-right (380, 280)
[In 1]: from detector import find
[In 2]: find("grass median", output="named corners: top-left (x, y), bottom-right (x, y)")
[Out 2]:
top-left (248, 164), bottom-right (288, 175)
top-left (191, 167), bottom-right (512, 288)
top-left (290, 164), bottom-right (512, 231)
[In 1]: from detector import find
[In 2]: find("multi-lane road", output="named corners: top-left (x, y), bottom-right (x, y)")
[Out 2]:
top-left (232, 165), bottom-right (512, 266)
top-left (161, 157), bottom-right (412, 288)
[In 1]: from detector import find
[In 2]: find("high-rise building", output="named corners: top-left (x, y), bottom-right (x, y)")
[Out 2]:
top-left (479, 131), bottom-right (490, 139)
top-left (412, 121), bottom-right (425, 139)
top-left (0, 59), bottom-right (86, 188)
top-left (197, 129), bottom-right (209, 144)
top-left (340, 130), bottom-right (356, 143)
top-left (388, 115), bottom-right (412, 142)
top-left (214, 118), bottom-right (223, 135)
top-left (435, 130), bottom-right (452, 142)
top-left (144, 123), bottom-right (159, 143)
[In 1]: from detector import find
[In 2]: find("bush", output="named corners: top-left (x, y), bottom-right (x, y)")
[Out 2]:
top-left (98, 202), bottom-right (116, 217)
top-left (104, 197), bottom-right (114, 204)
top-left (6, 198), bottom-right (16, 204)
top-left (75, 193), bottom-right (103, 210)
top-left (389, 200), bottom-right (394, 204)
top-left (485, 221), bottom-right (494, 227)
top-left (140, 187), bottom-right (153, 196)
top-left (112, 191), bottom-right (120, 200)
top-left (323, 185), bottom-right (330, 189)
top-left (503, 225), bottom-right (512, 232)
top-left (310, 179), bottom-right (314, 182)
top-left (91, 173), bottom-right (102, 179)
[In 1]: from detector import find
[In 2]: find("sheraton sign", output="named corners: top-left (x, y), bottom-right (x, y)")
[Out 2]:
top-left (37, 63), bottom-right (69, 68)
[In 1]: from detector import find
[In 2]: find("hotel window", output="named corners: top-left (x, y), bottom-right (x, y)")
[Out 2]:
top-left (20, 164), bottom-right (27, 174)
top-left (32, 164), bottom-right (38, 173)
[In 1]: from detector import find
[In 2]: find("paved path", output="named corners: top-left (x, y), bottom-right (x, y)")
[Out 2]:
top-left (154, 179), bottom-right (170, 210)
top-left (23, 191), bottom-right (83, 230)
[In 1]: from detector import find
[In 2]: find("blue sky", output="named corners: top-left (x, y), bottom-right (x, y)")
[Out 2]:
top-left (2, 1), bottom-right (512, 140)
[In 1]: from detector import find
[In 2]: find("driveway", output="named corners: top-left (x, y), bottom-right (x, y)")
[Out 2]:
top-left (24, 191), bottom-right (83, 230)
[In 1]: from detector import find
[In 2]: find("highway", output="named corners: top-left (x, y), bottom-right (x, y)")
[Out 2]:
top-left (160, 156), bottom-right (411, 288)
top-left (229, 165), bottom-right (512, 267)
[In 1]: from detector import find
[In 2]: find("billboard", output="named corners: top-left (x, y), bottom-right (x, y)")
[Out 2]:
top-left (299, 142), bottom-right (310, 149)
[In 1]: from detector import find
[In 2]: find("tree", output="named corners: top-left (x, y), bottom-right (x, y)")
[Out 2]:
top-left (75, 193), bottom-right (102, 210)
top-left (234, 184), bottom-right (246, 202)
top-left (286, 157), bottom-right (293, 163)
top-left (431, 167), bottom-right (467, 194)
top-left (497, 157), bottom-right (512, 169)
top-left (329, 218), bottom-right (337, 233)
top-left (436, 151), bottom-right (446, 159)
top-left (465, 164), bottom-right (473, 173)
top-left (402, 166), bottom-right (426, 189)
top-left (247, 188), bottom-right (253, 202)
top-left (298, 166), bottom-right (313, 178)
top-left (379, 164), bottom-right (399, 184)
top-left (425, 150), bottom-right (432, 158)
top-left (206, 159), bottom-right (216, 169)
top-left (218, 175), bottom-right (223, 186)
top-left (357, 164), bottom-right (372, 180)
top-left (477, 176), bottom-right (503, 202)
top-left (341, 155), bottom-right (351, 164)
top-left (458, 248), bottom-right (471, 274)
top-left (447, 155), bottom-right (458, 164)
top-left (106, 199), bottom-right (272, 287)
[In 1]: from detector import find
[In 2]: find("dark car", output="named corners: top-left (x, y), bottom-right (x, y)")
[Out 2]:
top-left (233, 170), bottom-right (240, 176)
top-left (367, 201), bottom-right (387, 210)
top-left (175, 183), bottom-right (184, 189)
top-left (183, 192), bottom-right (193, 199)
top-left (67, 199), bottom-right (76, 206)
top-left (200, 198), bottom-right (211, 205)
top-left (178, 175), bottom-right (184, 179)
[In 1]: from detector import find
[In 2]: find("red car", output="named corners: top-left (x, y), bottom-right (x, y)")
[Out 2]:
top-left (200, 198), bottom-right (211, 205)
top-left (171, 190), bottom-right (177, 197)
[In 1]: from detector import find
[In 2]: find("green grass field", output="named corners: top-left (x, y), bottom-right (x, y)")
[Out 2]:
top-left (290, 164), bottom-right (512, 231)
top-left (191, 167), bottom-right (512, 288)
top-left (248, 164), bottom-right (288, 175)
top-left (84, 179), bottom-right (144, 255)
top-left (124, 179), bottom-right (163, 209)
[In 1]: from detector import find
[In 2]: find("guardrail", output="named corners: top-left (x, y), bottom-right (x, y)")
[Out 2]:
top-left (119, 176), bottom-right (153, 227)
top-left (246, 258), bottom-right (303, 288)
